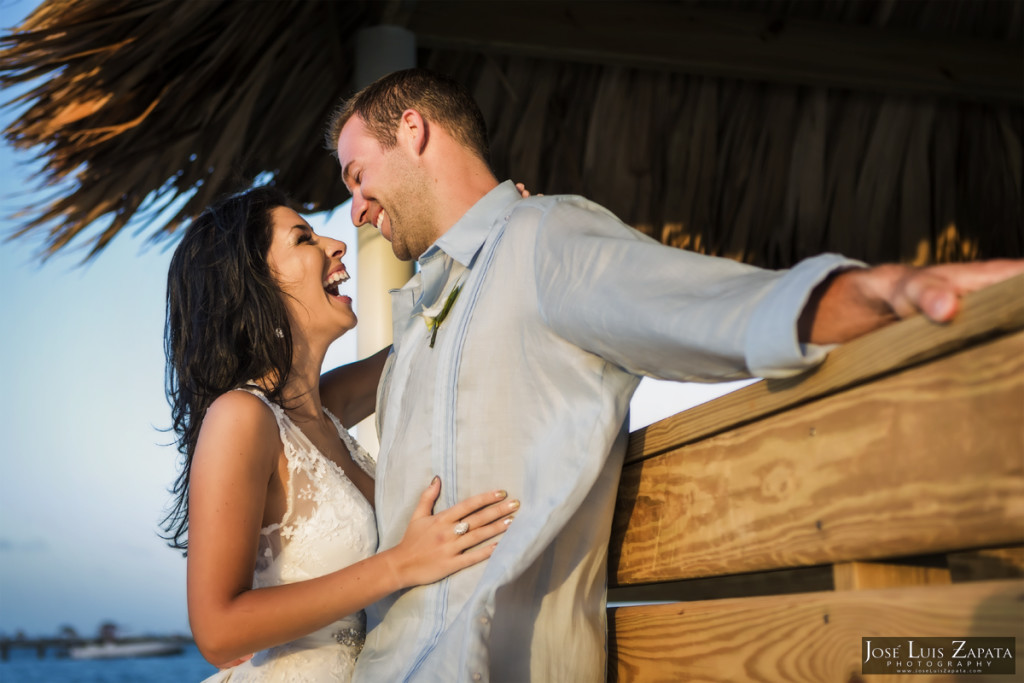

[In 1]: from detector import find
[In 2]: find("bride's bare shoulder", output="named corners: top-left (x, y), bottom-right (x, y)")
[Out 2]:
top-left (197, 390), bottom-right (280, 463)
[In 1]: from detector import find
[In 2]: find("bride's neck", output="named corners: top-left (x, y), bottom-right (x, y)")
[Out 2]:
top-left (267, 337), bottom-right (327, 422)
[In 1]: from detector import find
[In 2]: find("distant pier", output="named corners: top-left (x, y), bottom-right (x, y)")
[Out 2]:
top-left (0, 635), bottom-right (190, 660)
top-left (1, 636), bottom-right (81, 660)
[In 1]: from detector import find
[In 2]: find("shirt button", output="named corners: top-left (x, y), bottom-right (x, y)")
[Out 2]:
top-left (479, 616), bottom-right (490, 626)
top-left (472, 674), bottom-right (483, 682)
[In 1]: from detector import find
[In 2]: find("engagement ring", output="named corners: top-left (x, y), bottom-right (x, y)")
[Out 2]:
top-left (454, 521), bottom-right (470, 536)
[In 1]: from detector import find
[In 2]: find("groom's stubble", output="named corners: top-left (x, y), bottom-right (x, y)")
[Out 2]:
top-left (381, 146), bottom-right (445, 262)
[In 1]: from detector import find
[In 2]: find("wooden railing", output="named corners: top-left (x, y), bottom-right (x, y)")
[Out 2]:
top-left (607, 274), bottom-right (1024, 682)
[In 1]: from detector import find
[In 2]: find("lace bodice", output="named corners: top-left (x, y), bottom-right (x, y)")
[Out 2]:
top-left (250, 390), bottom-right (377, 588)
top-left (202, 388), bottom-right (377, 683)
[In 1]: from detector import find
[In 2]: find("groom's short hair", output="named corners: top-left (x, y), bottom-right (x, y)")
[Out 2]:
top-left (326, 68), bottom-right (490, 163)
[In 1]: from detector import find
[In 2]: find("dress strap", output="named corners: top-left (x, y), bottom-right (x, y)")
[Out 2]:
top-left (235, 385), bottom-right (287, 426)
top-left (236, 386), bottom-right (373, 479)
top-left (233, 385), bottom-right (302, 457)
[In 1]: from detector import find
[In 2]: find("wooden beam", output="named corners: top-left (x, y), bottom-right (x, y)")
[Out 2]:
top-left (608, 579), bottom-right (1024, 683)
top-left (610, 330), bottom-right (1024, 585)
top-left (409, 1), bottom-right (1023, 103)
top-left (627, 273), bottom-right (1024, 466)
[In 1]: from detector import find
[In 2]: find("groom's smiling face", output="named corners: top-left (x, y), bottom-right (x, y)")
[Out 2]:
top-left (337, 114), bottom-right (433, 262)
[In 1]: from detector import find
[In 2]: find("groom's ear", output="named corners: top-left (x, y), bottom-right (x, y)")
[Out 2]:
top-left (398, 109), bottom-right (428, 156)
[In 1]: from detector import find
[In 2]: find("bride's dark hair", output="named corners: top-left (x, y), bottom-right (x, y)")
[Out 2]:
top-left (162, 185), bottom-right (293, 551)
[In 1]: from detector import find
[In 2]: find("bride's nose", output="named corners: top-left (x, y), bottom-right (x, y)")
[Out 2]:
top-left (324, 237), bottom-right (347, 258)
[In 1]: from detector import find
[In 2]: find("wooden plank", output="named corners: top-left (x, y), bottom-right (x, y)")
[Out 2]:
top-left (409, 1), bottom-right (1023, 103)
top-left (832, 561), bottom-right (951, 591)
top-left (611, 331), bottom-right (1024, 585)
top-left (608, 579), bottom-right (1024, 683)
top-left (627, 273), bottom-right (1024, 465)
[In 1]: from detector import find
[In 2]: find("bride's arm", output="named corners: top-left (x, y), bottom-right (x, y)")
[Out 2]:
top-left (186, 391), bottom-right (516, 667)
top-left (319, 346), bottom-right (390, 428)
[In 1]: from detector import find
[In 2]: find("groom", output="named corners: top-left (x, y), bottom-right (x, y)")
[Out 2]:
top-left (328, 68), bottom-right (1023, 682)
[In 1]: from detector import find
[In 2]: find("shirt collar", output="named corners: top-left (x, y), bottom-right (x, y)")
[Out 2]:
top-left (392, 180), bottom-right (521, 349)
top-left (422, 180), bottom-right (522, 268)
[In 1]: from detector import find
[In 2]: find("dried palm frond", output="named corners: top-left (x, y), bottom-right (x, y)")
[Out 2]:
top-left (1, 0), bottom-right (1020, 266)
top-left (1, 0), bottom-right (375, 259)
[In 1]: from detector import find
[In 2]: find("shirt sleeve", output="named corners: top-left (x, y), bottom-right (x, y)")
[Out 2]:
top-left (531, 196), bottom-right (864, 380)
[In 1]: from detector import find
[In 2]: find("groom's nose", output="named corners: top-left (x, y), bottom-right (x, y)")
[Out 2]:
top-left (350, 192), bottom-right (369, 228)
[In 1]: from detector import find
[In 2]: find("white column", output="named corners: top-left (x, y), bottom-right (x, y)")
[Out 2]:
top-left (354, 228), bottom-right (412, 458)
top-left (352, 25), bottom-right (416, 458)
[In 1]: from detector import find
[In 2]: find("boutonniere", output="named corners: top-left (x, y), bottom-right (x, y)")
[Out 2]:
top-left (420, 280), bottom-right (464, 348)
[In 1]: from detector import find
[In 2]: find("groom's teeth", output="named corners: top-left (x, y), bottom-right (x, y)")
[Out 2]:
top-left (376, 212), bottom-right (385, 230)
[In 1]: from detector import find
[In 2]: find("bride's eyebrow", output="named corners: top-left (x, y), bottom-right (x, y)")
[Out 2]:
top-left (287, 224), bottom-right (313, 242)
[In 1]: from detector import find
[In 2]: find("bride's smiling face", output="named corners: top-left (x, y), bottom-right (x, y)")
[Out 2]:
top-left (265, 206), bottom-right (357, 345)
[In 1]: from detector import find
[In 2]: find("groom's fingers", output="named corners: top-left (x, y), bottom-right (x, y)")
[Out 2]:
top-left (899, 259), bottom-right (1024, 322)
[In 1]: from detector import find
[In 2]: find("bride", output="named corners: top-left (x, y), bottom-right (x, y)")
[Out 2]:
top-left (162, 186), bottom-right (518, 681)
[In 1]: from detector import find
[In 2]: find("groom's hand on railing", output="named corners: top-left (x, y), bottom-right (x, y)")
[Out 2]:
top-left (799, 259), bottom-right (1024, 345)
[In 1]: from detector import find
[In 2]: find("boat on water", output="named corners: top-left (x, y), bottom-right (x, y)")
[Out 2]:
top-left (68, 640), bottom-right (184, 660)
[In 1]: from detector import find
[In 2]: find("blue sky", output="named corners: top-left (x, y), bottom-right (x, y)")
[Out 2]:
top-left (0, 0), bottom-right (748, 638)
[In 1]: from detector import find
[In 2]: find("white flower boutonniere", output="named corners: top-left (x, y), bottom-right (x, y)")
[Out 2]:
top-left (420, 280), bottom-right (464, 348)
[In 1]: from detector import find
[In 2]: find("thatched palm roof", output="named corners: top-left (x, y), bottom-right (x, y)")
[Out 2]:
top-left (1, 0), bottom-right (1021, 266)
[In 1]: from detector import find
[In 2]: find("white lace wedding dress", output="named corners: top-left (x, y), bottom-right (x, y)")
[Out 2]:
top-left (202, 388), bottom-right (377, 683)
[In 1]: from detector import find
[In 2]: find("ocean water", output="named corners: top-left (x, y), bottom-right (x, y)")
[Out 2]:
top-left (0, 644), bottom-right (218, 682)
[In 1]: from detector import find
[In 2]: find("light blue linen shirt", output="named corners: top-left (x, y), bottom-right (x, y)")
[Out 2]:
top-left (352, 181), bottom-right (858, 682)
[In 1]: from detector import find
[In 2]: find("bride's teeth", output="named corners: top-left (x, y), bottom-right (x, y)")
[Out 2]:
top-left (323, 269), bottom-right (350, 290)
